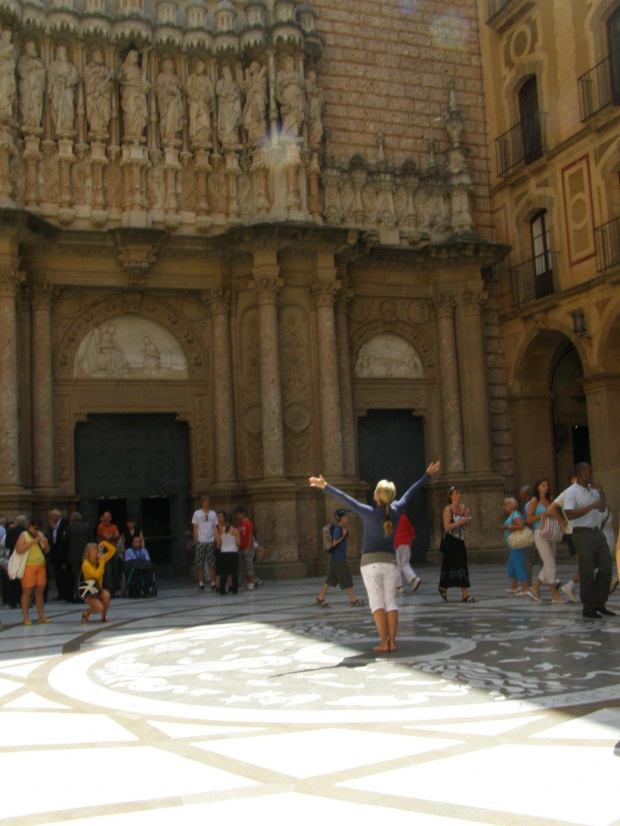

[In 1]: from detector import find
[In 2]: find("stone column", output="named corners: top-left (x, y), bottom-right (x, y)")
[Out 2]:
top-left (207, 288), bottom-right (237, 484)
top-left (0, 266), bottom-right (25, 492)
top-left (31, 283), bottom-right (56, 493)
top-left (311, 279), bottom-right (344, 477)
top-left (582, 375), bottom-right (620, 516)
top-left (432, 291), bottom-right (464, 474)
top-left (335, 291), bottom-right (357, 477)
top-left (251, 256), bottom-right (285, 479)
top-left (456, 288), bottom-right (493, 473)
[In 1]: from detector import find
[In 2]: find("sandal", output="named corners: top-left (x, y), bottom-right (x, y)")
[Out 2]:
top-left (350, 599), bottom-right (365, 607)
top-left (81, 611), bottom-right (90, 624)
top-left (462, 595), bottom-right (477, 603)
top-left (316, 597), bottom-right (330, 608)
top-left (438, 587), bottom-right (447, 602)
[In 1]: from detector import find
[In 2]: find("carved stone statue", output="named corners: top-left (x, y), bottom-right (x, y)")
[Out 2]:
top-left (119, 50), bottom-right (150, 144)
top-left (83, 49), bottom-right (114, 140)
top-left (276, 55), bottom-right (305, 139)
top-left (185, 60), bottom-right (214, 149)
top-left (216, 64), bottom-right (242, 151)
top-left (155, 58), bottom-right (184, 147)
top-left (241, 60), bottom-right (267, 147)
top-left (18, 41), bottom-right (45, 132)
top-left (142, 335), bottom-right (161, 373)
top-left (0, 29), bottom-right (16, 122)
top-left (47, 46), bottom-right (79, 138)
top-left (305, 69), bottom-right (323, 150)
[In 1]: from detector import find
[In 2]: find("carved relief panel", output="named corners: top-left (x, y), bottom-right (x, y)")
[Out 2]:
top-left (279, 301), bottom-right (314, 476)
top-left (238, 304), bottom-right (263, 479)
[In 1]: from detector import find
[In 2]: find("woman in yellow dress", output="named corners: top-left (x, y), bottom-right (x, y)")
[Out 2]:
top-left (80, 541), bottom-right (116, 623)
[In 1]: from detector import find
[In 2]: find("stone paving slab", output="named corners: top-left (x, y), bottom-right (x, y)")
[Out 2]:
top-left (0, 564), bottom-right (619, 826)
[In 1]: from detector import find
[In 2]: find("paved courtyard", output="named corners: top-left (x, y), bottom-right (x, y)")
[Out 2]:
top-left (1, 563), bottom-right (619, 826)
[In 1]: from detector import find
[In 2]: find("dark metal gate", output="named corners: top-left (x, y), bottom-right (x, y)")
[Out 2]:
top-left (74, 414), bottom-right (192, 576)
top-left (357, 409), bottom-right (429, 563)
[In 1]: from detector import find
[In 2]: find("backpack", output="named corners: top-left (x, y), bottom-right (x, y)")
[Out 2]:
top-left (321, 523), bottom-right (335, 552)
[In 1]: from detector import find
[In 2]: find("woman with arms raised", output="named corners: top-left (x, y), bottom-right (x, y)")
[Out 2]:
top-left (310, 462), bottom-right (440, 652)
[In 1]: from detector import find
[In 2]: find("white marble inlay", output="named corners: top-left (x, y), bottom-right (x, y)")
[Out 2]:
top-left (0, 746), bottom-right (258, 819)
top-left (0, 677), bottom-right (23, 698)
top-left (341, 745), bottom-right (619, 826)
top-left (0, 658), bottom-right (48, 677)
top-left (194, 729), bottom-right (462, 778)
top-left (149, 721), bottom-right (264, 739)
top-left (531, 709), bottom-right (620, 741)
top-left (4, 692), bottom-right (70, 710)
top-left (46, 792), bottom-right (481, 826)
top-left (408, 715), bottom-right (544, 737)
top-left (0, 712), bottom-right (137, 746)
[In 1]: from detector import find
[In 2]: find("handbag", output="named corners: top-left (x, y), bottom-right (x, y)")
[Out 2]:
top-left (539, 516), bottom-right (565, 543)
top-left (439, 532), bottom-right (464, 555)
top-left (507, 526), bottom-right (534, 549)
top-left (78, 577), bottom-right (100, 601)
top-left (8, 549), bottom-right (28, 580)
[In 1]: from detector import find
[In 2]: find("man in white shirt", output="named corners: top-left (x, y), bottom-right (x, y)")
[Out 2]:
top-left (192, 496), bottom-right (219, 593)
top-left (563, 463), bottom-right (614, 619)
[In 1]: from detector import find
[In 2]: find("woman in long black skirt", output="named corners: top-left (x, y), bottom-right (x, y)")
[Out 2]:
top-left (438, 486), bottom-right (476, 602)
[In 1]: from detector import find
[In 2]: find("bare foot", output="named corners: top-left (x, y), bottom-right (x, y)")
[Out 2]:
top-left (373, 644), bottom-right (390, 652)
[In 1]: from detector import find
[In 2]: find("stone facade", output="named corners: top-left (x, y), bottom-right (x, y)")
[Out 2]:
top-left (479, 0), bottom-right (620, 515)
top-left (0, 0), bottom-right (510, 576)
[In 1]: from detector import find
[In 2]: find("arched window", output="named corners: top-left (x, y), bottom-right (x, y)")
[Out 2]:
top-left (518, 76), bottom-right (543, 163)
top-left (530, 210), bottom-right (553, 298)
top-left (607, 6), bottom-right (620, 103)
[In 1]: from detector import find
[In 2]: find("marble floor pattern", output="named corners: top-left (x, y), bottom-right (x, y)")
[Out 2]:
top-left (1, 563), bottom-right (619, 826)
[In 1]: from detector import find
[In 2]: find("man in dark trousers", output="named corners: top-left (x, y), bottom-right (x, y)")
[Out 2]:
top-left (48, 509), bottom-right (69, 601)
top-left (62, 512), bottom-right (93, 603)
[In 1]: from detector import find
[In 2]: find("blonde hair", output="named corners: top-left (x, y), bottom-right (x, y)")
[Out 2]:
top-left (82, 543), bottom-right (99, 564)
top-left (375, 480), bottom-right (396, 537)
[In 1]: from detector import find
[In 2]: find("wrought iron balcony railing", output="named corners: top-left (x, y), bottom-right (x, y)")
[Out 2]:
top-left (495, 111), bottom-right (546, 177)
top-left (509, 251), bottom-right (557, 307)
top-left (595, 216), bottom-right (620, 273)
top-left (578, 49), bottom-right (620, 121)
top-left (485, 0), bottom-right (514, 23)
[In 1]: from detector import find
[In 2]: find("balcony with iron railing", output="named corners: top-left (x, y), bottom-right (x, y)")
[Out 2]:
top-left (509, 251), bottom-right (557, 307)
top-left (495, 111), bottom-right (546, 177)
top-left (595, 216), bottom-right (620, 273)
top-left (578, 49), bottom-right (620, 121)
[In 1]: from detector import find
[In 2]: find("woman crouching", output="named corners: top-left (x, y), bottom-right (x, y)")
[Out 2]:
top-left (80, 541), bottom-right (116, 623)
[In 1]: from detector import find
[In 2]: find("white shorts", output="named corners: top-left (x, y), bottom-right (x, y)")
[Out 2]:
top-left (361, 562), bottom-right (398, 613)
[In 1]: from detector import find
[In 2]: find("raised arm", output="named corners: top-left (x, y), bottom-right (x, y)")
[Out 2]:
top-left (309, 475), bottom-right (372, 517)
top-left (393, 462), bottom-right (441, 512)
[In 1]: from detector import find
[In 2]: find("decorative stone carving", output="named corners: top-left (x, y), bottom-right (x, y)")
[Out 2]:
top-left (18, 41), bottom-right (45, 133)
top-left (185, 60), bottom-right (214, 150)
top-left (74, 315), bottom-right (189, 379)
top-left (305, 69), bottom-right (323, 151)
top-left (276, 55), bottom-right (305, 139)
top-left (119, 49), bottom-right (150, 144)
top-left (216, 64), bottom-right (241, 151)
top-left (83, 49), bottom-right (114, 141)
top-left (0, 29), bottom-right (16, 122)
top-left (39, 139), bottom-right (59, 203)
top-left (146, 147), bottom-right (165, 209)
top-left (241, 60), bottom-right (267, 148)
top-left (47, 46), bottom-right (78, 138)
top-left (155, 58), bottom-right (184, 147)
top-left (354, 333), bottom-right (424, 379)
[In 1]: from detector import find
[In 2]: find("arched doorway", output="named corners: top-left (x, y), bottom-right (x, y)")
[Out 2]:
top-left (511, 330), bottom-right (589, 492)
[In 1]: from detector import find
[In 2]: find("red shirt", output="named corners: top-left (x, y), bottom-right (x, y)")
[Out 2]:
top-left (237, 517), bottom-right (253, 551)
top-left (394, 513), bottom-right (415, 548)
top-left (97, 523), bottom-right (119, 543)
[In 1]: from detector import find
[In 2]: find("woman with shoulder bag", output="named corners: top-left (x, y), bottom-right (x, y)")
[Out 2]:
top-left (15, 517), bottom-right (51, 626)
top-left (438, 487), bottom-right (476, 603)
top-left (527, 478), bottom-right (566, 604)
top-left (502, 497), bottom-right (530, 596)
top-left (80, 541), bottom-right (116, 623)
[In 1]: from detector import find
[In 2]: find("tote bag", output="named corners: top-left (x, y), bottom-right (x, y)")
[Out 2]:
top-left (7, 549), bottom-right (27, 580)
top-left (539, 516), bottom-right (565, 543)
top-left (507, 526), bottom-right (534, 549)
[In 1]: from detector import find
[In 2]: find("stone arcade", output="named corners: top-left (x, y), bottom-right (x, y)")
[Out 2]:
top-left (0, 0), bottom-right (510, 577)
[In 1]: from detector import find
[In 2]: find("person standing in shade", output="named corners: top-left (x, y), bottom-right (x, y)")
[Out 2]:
top-left (563, 463), bottom-right (614, 619)
top-left (192, 496), bottom-right (219, 592)
top-left (235, 506), bottom-right (256, 591)
top-left (394, 512), bottom-right (421, 595)
top-left (316, 509), bottom-right (364, 608)
top-left (310, 462), bottom-right (440, 652)
top-left (16, 518), bottom-right (51, 626)
top-left (218, 514), bottom-right (240, 595)
top-left (438, 486), bottom-right (476, 603)
top-left (502, 497), bottom-right (529, 596)
top-left (527, 478), bottom-right (566, 604)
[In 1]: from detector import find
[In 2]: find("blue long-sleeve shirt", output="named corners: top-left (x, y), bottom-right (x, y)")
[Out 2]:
top-left (324, 473), bottom-right (431, 565)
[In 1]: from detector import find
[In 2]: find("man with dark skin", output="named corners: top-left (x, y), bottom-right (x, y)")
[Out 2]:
top-left (563, 462), bottom-right (614, 619)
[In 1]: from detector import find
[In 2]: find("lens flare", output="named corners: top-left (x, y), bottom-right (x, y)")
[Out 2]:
top-left (399, 0), bottom-right (419, 14)
top-left (430, 12), bottom-right (470, 52)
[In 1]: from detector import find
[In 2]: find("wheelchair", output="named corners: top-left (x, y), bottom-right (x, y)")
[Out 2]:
top-left (121, 560), bottom-right (157, 598)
